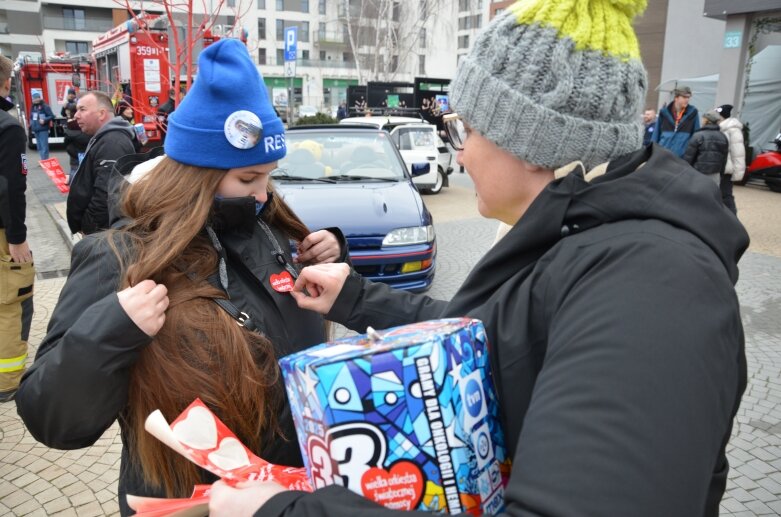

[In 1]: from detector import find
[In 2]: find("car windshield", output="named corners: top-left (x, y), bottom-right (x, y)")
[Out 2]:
top-left (396, 127), bottom-right (435, 151)
top-left (276, 131), bottom-right (407, 182)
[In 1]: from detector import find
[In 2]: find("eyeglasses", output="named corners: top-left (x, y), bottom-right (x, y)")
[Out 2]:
top-left (443, 112), bottom-right (467, 151)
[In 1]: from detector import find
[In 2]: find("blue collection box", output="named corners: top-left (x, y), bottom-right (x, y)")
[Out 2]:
top-left (279, 318), bottom-right (510, 514)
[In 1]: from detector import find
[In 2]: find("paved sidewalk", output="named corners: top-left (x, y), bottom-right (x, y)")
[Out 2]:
top-left (1, 178), bottom-right (780, 515)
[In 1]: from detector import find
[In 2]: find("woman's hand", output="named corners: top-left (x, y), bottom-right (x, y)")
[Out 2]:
top-left (208, 480), bottom-right (286, 517)
top-left (295, 230), bottom-right (341, 265)
top-left (116, 280), bottom-right (169, 336)
top-left (290, 263), bottom-right (350, 314)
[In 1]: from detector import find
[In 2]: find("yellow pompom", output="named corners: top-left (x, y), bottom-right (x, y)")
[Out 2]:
top-left (509, 0), bottom-right (647, 59)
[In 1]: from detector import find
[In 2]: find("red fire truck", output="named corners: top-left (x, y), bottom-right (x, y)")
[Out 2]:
top-left (12, 52), bottom-right (96, 150)
top-left (92, 15), bottom-right (171, 147)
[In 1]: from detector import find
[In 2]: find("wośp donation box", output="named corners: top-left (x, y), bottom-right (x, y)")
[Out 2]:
top-left (279, 318), bottom-right (510, 514)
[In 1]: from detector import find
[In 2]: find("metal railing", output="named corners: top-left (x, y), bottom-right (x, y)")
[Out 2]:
top-left (42, 16), bottom-right (113, 32)
top-left (314, 30), bottom-right (349, 45)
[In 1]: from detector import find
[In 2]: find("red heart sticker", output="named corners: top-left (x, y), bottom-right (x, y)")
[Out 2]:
top-left (270, 271), bottom-right (294, 293)
top-left (360, 461), bottom-right (424, 511)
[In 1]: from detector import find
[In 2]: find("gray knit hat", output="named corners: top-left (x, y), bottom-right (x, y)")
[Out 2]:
top-left (450, 0), bottom-right (648, 170)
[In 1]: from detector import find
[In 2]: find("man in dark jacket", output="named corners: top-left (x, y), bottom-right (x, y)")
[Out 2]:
top-left (683, 110), bottom-right (729, 186)
top-left (0, 54), bottom-right (34, 402)
top-left (652, 85), bottom-right (700, 157)
top-left (208, 1), bottom-right (749, 516)
top-left (67, 90), bottom-right (135, 235)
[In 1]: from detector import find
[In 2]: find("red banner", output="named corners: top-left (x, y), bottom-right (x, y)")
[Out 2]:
top-left (39, 158), bottom-right (70, 193)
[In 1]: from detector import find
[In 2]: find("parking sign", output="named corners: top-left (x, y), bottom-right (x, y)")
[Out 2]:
top-left (285, 26), bottom-right (298, 62)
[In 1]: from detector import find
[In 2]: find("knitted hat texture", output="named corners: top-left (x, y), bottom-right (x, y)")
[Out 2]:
top-left (165, 39), bottom-right (285, 168)
top-left (715, 104), bottom-right (732, 119)
top-left (450, 0), bottom-right (648, 170)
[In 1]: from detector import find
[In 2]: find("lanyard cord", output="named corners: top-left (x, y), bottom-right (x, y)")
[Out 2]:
top-left (673, 106), bottom-right (686, 130)
top-left (256, 218), bottom-right (300, 280)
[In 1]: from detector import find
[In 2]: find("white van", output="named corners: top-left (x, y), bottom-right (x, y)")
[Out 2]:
top-left (339, 116), bottom-right (453, 194)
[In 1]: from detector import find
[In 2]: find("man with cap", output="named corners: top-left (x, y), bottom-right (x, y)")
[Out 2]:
top-left (683, 110), bottom-right (729, 186)
top-left (715, 104), bottom-right (745, 214)
top-left (0, 54), bottom-right (34, 402)
top-left (209, 0), bottom-right (748, 515)
top-left (66, 90), bottom-right (135, 235)
top-left (29, 91), bottom-right (54, 160)
top-left (60, 87), bottom-right (77, 117)
top-left (652, 85), bottom-right (700, 157)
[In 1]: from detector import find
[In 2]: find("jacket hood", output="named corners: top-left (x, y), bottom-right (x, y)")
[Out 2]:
top-left (0, 96), bottom-right (12, 112)
top-left (553, 144), bottom-right (748, 282)
top-left (719, 117), bottom-right (743, 131)
top-left (95, 116), bottom-right (134, 139)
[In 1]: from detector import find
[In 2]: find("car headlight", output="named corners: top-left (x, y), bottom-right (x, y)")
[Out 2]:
top-left (382, 225), bottom-right (435, 246)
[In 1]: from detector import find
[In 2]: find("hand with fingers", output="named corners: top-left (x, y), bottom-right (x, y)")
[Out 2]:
top-left (9, 241), bottom-right (33, 264)
top-left (117, 280), bottom-right (169, 336)
top-left (295, 230), bottom-right (341, 265)
top-left (290, 263), bottom-right (350, 314)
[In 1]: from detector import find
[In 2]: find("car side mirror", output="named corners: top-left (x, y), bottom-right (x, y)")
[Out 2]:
top-left (411, 163), bottom-right (430, 176)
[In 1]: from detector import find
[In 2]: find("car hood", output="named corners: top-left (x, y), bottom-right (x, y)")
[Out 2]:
top-left (274, 181), bottom-right (429, 236)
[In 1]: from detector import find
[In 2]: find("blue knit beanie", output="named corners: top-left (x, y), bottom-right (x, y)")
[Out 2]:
top-left (165, 39), bottom-right (286, 168)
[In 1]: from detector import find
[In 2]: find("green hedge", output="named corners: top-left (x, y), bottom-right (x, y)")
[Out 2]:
top-left (292, 113), bottom-right (338, 126)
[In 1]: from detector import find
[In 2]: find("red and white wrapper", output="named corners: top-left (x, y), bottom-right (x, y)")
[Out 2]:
top-left (128, 399), bottom-right (312, 516)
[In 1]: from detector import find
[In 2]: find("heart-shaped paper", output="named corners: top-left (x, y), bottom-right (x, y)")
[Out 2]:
top-left (172, 406), bottom-right (218, 450)
top-left (361, 461), bottom-right (425, 511)
top-left (207, 437), bottom-right (251, 471)
top-left (270, 271), bottom-right (294, 292)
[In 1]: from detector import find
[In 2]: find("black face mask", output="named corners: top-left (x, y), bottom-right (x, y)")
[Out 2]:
top-left (210, 192), bottom-right (273, 233)
top-left (210, 196), bottom-right (256, 234)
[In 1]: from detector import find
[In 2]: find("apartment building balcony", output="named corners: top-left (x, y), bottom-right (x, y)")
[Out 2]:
top-left (313, 30), bottom-right (349, 48)
top-left (43, 16), bottom-right (112, 32)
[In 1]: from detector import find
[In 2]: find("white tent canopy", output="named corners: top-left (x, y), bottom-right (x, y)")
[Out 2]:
top-left (657, 45), bottom-right (781, 156)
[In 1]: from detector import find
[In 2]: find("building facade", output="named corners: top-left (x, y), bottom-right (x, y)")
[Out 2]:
top-left (1, 0), bottom-right (491, 115)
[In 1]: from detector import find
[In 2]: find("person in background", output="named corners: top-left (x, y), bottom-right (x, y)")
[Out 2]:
top-left (61, 88), bottom-right (77, 117)
top-left (116, 100), bottom-right (142, 152)
top-left (642, 108), bottom-right (656, 146)
top-left (208, 1), bottom-right (748, 515)
top-left (0, 54), bottom-right (34, 403)
top-left (67, 91), bottom-right (136, 235)
top-left (156, 88), bottom-right (183, 143)
top-left (683, 110), bottom-right (729, 187)
top-left (653, 86), bottom-right (700, 157)
top-left (16, 39), bottom-right (350, 517)
top-left (29, 92), bottom-right (54, 160)
top-left (715, 104), bottom-right (744, 214)
top-left (336, 101), bottom-right (348, 120)
top-left (63, 101), bottom-right (90, 178)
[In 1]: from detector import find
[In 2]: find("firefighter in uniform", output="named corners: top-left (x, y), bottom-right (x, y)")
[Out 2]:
top-left (0, 54), bottom-right (35, 402)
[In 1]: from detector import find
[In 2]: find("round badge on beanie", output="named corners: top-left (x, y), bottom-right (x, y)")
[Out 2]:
top-left (165, 39), bottom-right (285, 169)
top-left (450, 0), bottom-right (648, 170)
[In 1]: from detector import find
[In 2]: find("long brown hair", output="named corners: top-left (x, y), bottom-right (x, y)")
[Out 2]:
top-left (111, 157), bottom-right (310, 496)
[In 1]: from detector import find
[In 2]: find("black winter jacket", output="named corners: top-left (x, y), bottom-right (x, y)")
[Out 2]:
top-left (683, 125), bottom-right (729, 176)
top-left (259, 145), bottom-right (749, 517)
top-left (16, 198), bottom-right (349, 515)
top-left (66, 117), bottom-right (135, 234)
top-left (0, 97), bottom-right (28, 244)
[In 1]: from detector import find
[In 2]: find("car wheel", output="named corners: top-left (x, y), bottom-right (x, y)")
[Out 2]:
top-left (423, 167), bottom-right (445, 195)
top-left (766, 178), bottom-right (781, 193)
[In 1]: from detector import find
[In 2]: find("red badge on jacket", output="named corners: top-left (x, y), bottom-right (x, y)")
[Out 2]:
top-left (270, 271), bottom-right (294, 293)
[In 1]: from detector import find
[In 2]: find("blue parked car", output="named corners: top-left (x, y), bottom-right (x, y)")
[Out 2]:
top-left (274, 126), bottom-right (436, 291)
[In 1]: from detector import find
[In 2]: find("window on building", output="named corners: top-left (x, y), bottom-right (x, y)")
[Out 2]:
top-left (302, 50), bottom-right (309, 60)
top-left (392, 2), bottom-right (400, 22)
top-left (277, 48), bottom-right (284, 64)
top-left (276, 19), bottom-right (285, 40)
top-left (227, 0), bottom-right (236, 7)
top-left (318, 22), bottom-right (326, 39)
top-left (65, 41), bottom-right (89, 55)
top-left (276, 0), bottom-right (284, 10)
top-left (343, 52), bottom-right (352, 62)
top-left (300, 21), bottom-right (309, 42)
top-left (319, 50), bottom-right (326, 60)
top-left (390, 55), bottom-right (398, 71)
top-left (458, 0), bottom-right (468, 12)
top-left (474, 14), bottom-right (482, 29)
top-left (319, 0), bottom-right (326, 15)
top-left (62, 8), bottom-right (86, 30)
top-left (258, 48), bottom-right (267, 64)
top-left (458, 35), bottom-right (469, 49)
top-left (494, 8), bottom-right (505, 16)
top-left (459, 17), bottom-right (467, 30)
top-left (301, 0), bottom-right (309, 12)
top-left (258, 0), bottom-right (266, 8)
top-left (419, 28), bottom-right (426, 48)
top-left (259, 19), bottom-right (266, 39)
top-left (419, 55), bottom-right (425, 75)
